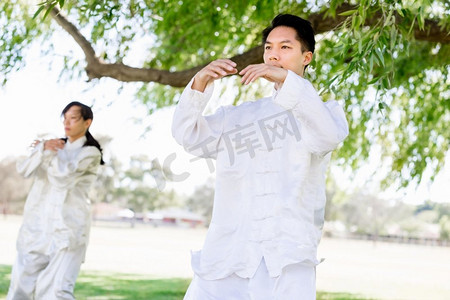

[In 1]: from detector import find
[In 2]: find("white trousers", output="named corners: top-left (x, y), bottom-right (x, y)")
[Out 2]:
top-left (184, 259), bottom-right (316, 300)
top-left (7, 247), bottom-right (85, 300)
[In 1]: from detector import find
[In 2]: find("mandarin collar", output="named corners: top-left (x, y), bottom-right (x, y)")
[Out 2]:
top-left (65, 136), bottom-right (86, 150)
top-left (271, 82), bottom-right (285, 100)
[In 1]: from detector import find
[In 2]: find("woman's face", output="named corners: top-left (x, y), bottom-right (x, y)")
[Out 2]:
top-left (63, 106), bottom-right (91, 142)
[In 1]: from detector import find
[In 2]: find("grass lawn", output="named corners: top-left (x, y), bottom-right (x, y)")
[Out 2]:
top-left (0, 264), bottom-right (373, 299)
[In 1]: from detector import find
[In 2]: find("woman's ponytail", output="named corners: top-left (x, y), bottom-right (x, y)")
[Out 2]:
top-left (84, 131), bottom-right (105, 165)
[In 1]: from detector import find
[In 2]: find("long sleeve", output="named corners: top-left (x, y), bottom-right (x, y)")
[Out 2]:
top-left (172, 78), bottom-right (225, 159)
top-left (16, 142), bottom-right (55, 178)
top-left (274, 70), bottom-right (349, 155)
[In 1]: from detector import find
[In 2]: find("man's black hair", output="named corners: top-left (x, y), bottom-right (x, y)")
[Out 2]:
top-left (262, 14), bottom-right (315, 53)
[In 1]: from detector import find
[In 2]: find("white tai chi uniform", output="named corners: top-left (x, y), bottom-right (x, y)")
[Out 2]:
top-left (7, 136), bottom-right (101, 300)
top-left (172, 70), bottom-right (349, 299)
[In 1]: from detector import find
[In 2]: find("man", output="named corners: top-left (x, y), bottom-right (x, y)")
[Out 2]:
top-left (172, 14), bottom-right (348, 299)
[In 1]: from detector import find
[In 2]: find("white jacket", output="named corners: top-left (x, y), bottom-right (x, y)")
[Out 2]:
top-left (16, 136), bottom-right (101, 256)
top-left (172, 70), bottom-right (349, 280)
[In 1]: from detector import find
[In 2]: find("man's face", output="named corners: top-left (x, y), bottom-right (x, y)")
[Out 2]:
top-left (263, 26), bottom-right (312, 76)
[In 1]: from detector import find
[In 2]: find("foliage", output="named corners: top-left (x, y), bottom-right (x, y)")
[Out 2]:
top-left (186, 178), bottom-right (215, 224)
top-left (0, 264), bottom-right (374, 299)
top-left (101, 154), bottom-right (180, 212)
top-left (0, 148), bottom-right (179, 216)
top-left (338, 191), bottom-right (407, 235)
top-left (439, 215), bottom-right (450, 240)
top-left (2, 0), bottom-right (450, 189)
top-left (326, 184), bottom-right (450, 239)
top-left (1, 152), bottom-right (447, 240)
top-left (0, 157), bottom-right (32, 215)
top-left (414, 200), bottom-right (450, 240)
top-left (0, 1), bottom-right (53, 85)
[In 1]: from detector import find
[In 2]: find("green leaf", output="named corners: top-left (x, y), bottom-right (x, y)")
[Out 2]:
top-left (369, 53), bottom-right (374, 73)
top-left (418, 7), bottom-right (425, 30)
top-left (358, 35), bottom-right (363, 54)
top-left (384, 9), bottom-right (393, 27)
top-left (408, 17), bottom-right (416, 36)
top-left (356, 15), bottom-right (363, 28)
top-left (381, 76), bottom-right (391, 89)
top-left (368, 77), bottom-right (378, 85)
top-left (390, 26), bottom-right (397, 50)
top-left (375, 48), bottom-right (385, 67)
top-left (43, 1), bottom-right (58, 20)
top-left (339, 9), bottom-right (358, 16)
top-left (32, 5), bottom-right (46, 19)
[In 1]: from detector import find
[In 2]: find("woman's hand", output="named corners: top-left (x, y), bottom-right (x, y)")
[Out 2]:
top-left (44, 139), bottom-right (65, 152)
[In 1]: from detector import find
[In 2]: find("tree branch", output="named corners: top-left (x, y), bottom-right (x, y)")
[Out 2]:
top-left (50, 7), bottom-right (97, 65)
top-left (50, 3), bottom-right (449, 87)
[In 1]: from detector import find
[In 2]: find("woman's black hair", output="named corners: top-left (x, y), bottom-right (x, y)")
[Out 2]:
top-left (61, 101), bottom-right (105, 165)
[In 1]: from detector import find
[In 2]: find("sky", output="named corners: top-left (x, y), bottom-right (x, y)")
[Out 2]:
top-left (0, 29), bottom-right (449, 204)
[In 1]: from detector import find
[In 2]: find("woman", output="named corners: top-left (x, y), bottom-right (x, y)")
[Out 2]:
top-left (7, 101), bottom-right (104, 300)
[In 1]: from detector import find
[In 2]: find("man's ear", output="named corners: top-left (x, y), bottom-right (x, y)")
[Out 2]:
top-left (303, 51), bottom-right (313, 67)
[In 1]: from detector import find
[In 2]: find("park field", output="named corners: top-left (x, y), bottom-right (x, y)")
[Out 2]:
top-left (1, 215), bottom-right (449, 299)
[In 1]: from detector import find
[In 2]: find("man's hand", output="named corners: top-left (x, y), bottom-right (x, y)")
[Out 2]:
top-left (44, 139), bottom-right (65, 152)
top-left (239, 64), bottom-right (288, 87)
top-left (192, 59), bottom-right (237, 92)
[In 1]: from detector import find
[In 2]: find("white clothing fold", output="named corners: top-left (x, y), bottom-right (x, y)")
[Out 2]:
top-left (183, 259), bottom-right (316, 300)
